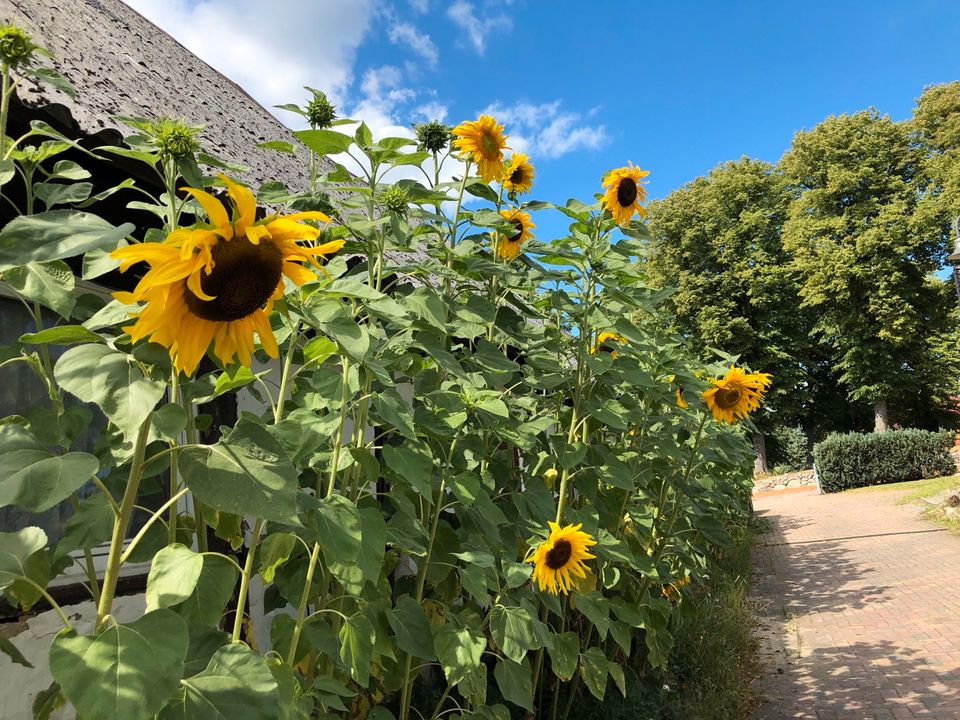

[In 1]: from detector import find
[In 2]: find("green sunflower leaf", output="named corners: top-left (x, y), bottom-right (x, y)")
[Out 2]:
top-left (0, 425), bottom-right (99, 513)
top-left (50, 609), bottom-right (188, 720)
top-left (146, 544), bottom-right (205, 611)
top-left (338, 612), bottom-right (375, 686)
top-left (3, 260), bottom-right (76, 318)
top-left (158, 643), bottom-right (279, 720)
top-left (0, 526), bottom-right (46, 591)
top-left (493, 657), bottom-right (533, 710)
top-left (0, 210), bottom-right (134, 272)
top-left (54, 344), bottom-right (166, 440)
top-left (385, 595), bottom-right (435, 660)
top-left (433, 623), bottom-right (485, 687)
top-left (580, 647), bottom-right (609, 701)
top-left (179, 419), bottom-right (300, 525)
top-left (546, 631), bottom-right (579, 681)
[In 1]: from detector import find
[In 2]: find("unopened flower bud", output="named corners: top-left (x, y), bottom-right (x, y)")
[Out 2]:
top-left (306, 90), bottom-right (336, 129)
top-left (0, 25), bottom-right (37, 69)
top-left (415, 120), bottom-right (452, 154)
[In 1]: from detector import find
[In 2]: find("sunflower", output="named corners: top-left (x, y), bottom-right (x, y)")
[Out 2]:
top-left (112, 175), bottom-right (344, 375)
top-left (452, 114), bottom-right (508, 183)
top-left (702, 365), bottom-right (773, 424)
top-left (527, 521), bottom-right (597, 595)
top-left (676, 387), bottom-right (688, 409)
top-left (502, 153), bottom-right (534, 194)
top-left (495, 207), bottom-right (535, 260)
top-left (590, 330), bottom-right (626, 357)
top-left (601, 162), bottom-right (649, 226)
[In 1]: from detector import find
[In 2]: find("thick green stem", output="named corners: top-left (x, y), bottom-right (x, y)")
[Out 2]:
top-left (274, 320), bottom-right (300, 425)
top-left (0, 63), bottom-right (10, 159)
top-left (286, 541), bottom-right (321, 665)
top-left (119, 488), bottom-right (189, 564)
top-left (96, 415), bottom-right (152, 630)
top-left (232, 517), bottom-right (264, 643)
top-left (326, 357), bottom-right (351, 497)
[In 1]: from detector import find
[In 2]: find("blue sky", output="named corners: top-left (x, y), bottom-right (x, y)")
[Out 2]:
top-left (127, 0), bottom-right (958, 235)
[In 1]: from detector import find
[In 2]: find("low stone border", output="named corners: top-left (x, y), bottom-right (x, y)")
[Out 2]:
top-left (752, 469), bottom-right (817, 494)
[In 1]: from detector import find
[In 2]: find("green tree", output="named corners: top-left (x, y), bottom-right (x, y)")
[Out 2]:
top-left (645, 158), bottom-right (808, 469)
top-left (780, 109), bottom-right (955, 430)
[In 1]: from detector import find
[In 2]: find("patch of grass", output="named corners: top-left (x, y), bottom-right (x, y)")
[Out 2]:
top-left (841, 474), bottom-right (960, 497)
top-left (661, 525), bottom-right (760, 720)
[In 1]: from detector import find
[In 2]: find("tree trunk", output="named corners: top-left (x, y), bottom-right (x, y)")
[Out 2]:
top-left (874, 399), bottom-right (889, 432)
top-left (753, 432), bottom-right (769, 475)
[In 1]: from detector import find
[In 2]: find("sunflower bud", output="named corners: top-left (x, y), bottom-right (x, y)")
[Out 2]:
top-left (0, 24), bottom-right (37, 69)
top-left (542, 467), bottom-right (558, 488)
top-left (150, 118), bottom-right (202, 159)
top-left (414, 120), bottom-right (452, 154)
top-left (306, 90), bottom-right (336, 129)
top-left (382, 185), bottom-right (410, 216)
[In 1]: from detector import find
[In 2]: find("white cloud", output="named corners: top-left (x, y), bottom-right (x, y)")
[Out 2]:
top-left (408, 0), bottom-right (429, 11)
top-left (483, 100), bottom-right (608, 159)
top-left (388, 22), bottom-right (439, 67)
top-left (446, 0), bottom-right (511, 55)
top-left (121, 0), bottom-right (375, 111)
top-left (414, 101), bottom-right (448, 123)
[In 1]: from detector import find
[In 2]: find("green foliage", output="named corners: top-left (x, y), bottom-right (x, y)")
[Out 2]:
top-left (645, 158), bottom-right (804, 427)
top-left (781, 110), bottom-right (955, 412)
top-left (767, 425), bottom-right (809, 474)
top-left (814, 428), bottom-right (956, 492)
top-left (0, 38), bottom-right (760, 720)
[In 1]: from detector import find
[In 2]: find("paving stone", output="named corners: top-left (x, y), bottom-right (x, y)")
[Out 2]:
top-left (750, 488), bottom-right (960, 719)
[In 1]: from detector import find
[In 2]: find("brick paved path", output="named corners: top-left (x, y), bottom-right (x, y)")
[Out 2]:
top-left (751, 487), bottom-right (960, 720)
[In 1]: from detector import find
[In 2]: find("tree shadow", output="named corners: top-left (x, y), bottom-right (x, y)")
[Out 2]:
top-left (752, 510), bottom-right (891, 615)
top-left (751, 639), bottom-right (960, 719)
top-left (750, 508), bottom-right (959, 718)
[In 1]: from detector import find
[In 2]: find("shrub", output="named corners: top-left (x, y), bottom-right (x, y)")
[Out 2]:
top-left (814, 428), bottom-right (956, 492)
top-left (767, 425), bottom-right (809, 474)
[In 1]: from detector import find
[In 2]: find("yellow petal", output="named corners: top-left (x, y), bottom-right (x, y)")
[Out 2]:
top-left (219, 174), bottom-right (256, 234)
top-left (181, 187), bottom-right (230, 231)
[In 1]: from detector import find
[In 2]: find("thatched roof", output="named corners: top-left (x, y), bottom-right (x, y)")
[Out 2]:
top-left (3, 0), bottom-right (312, 189)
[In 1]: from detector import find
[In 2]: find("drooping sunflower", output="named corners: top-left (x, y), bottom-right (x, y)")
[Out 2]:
top-left (495, 207), bottom-right (535, 260)
top-left (452, 114), bottom-right (508, 183)
top-left (112, 175), bottom-right (344, 375)
top-left (527, 521), bottom-right (597, 595)
top-left (590, 330), bottom-right (626, 357)
top-left (702, 365), bottom-right (773, 424)
top-left (601, 162), bottom-right (650, 226)
top-left (502, 153), bottom-right (534, 194)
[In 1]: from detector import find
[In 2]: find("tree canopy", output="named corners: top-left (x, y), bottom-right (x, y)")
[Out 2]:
top-left (645, 84), bottom-right (960, 440)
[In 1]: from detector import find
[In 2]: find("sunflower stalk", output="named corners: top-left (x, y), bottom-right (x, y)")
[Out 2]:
top-left (96, 413), bottom-right (153, 631)
top-left (399, 437), bottom-right (457, 720)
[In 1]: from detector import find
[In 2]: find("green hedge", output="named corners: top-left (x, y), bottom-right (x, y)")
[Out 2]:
top-left (813, 428), bottom-right (956, 492)
top-left (768, 425), bottom-right (809, 474)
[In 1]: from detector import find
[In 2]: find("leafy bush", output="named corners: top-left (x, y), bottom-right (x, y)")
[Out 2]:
top-left (814, 428), bottom-right (956, 492)
top-left (767, 425), bottom-right (809, 474)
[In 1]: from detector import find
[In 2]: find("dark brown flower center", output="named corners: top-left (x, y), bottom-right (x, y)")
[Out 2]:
top-left (184, 235), bottom-right (283, 322)
top-left (510, 219), bottom-right (525, 240)
top-left (509, 167), bottom-right (525, 185)
top-left (545, 539), bottom-right (573, 570)
top-left (616, 178), bottom-right (638, 207)
top-left (715, 386), bottom-right (743, 410)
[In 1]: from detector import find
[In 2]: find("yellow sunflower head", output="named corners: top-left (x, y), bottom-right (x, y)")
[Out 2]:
top-left (590, 330), bottom-right (627, 357)
top-left (601, 162), bottom-right (650, 226)
top-left (502, 153), bottom-right (534, 194)
top-left (111, 174), bottom-right (344, 376)
top-left (495, 207), bottom-right (535, 261)
top-left (526, 521), bottom-right (597, 595)
top-left (452, 114), bottom-right (508, 183)
top-left (701, 365), bottom-right (773, 424)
